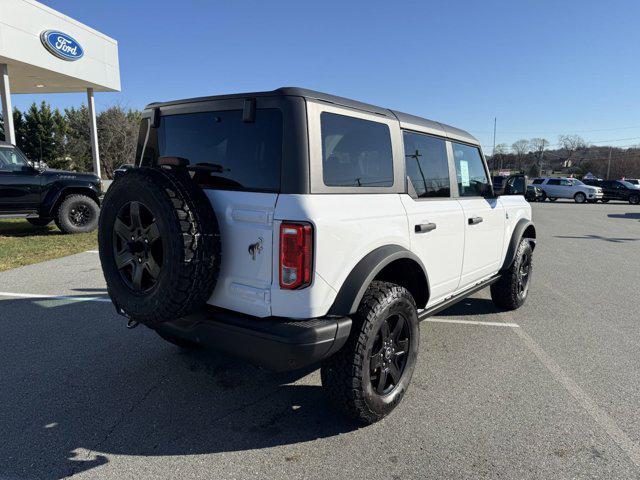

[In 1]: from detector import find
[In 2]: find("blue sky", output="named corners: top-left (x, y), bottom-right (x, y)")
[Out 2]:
top-left (13, 0), bottom-right (640, 151)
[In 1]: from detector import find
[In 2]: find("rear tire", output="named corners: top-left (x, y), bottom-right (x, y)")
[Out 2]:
top-left (629, 194), bottom-right (640, 205)
top-left (321, 281), bottom-right (419, 424)
top-left (548, 197), bottom-right (557, 202)
top-left (54, 194), bottom-right (100, 234)
top-left (27, 217), bottom-right (52, 227)
top-left (574, 192), bottom-right (586, 203)
top-left (491, 238), bottom-right (533, 311)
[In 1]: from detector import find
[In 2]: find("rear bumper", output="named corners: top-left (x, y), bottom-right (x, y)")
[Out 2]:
top-left (154, 307), bottom-right (352, 372)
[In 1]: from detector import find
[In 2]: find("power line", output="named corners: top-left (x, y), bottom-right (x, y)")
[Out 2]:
top-left (475, 124), bottom-right (640, 135)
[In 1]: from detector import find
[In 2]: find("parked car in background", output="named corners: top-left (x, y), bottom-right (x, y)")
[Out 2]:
top-left (530, 177), bottom-right (603, 203)
top-left (525, 185), bottom-right (544, 202)
top-left (0, 141), bottom-right (101, 233)
top-left (583, 179), bottom-right (640, 204)
top-left (623, 178), bottom-right (639, 187)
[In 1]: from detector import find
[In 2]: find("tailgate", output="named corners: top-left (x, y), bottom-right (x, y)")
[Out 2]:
top-left (205, 190), bottom-right (277, 318)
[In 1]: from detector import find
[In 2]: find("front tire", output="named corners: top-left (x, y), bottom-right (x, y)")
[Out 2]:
top-left (321, 281), bottom-right (419, 424)
top-left (629, 194), bottom-right (640, 205)
top-left (491, 238), bottom-right (533, 310)
top-left (574, 192), bottom-right (587, 203)
top-left (54, 194), bottom-right (100, 234)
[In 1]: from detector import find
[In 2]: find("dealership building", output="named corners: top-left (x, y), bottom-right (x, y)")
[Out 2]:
top-left (0, 0), bottom-right (120, 176)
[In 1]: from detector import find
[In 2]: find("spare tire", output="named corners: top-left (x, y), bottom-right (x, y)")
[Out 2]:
top-left (98, 167), bottom-right (220, 326)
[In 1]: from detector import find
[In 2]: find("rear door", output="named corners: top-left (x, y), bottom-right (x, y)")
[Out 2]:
top-left (156, 103), bottom-right (283, 317)
top-left (401, 131), bottom-right (464, 303)
top-left (452, 142), bottom-right (505, 288)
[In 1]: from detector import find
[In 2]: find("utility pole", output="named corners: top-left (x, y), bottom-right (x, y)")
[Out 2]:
top-left (492, 117), bottom-right (497, 171)
top-left (606, 147), bottom-right (612, 179)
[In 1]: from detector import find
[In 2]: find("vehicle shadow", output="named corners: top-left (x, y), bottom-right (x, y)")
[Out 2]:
top-left (0, 219), bottom-right (61, 237)
top-left (0, 297), bottom-right (359, 480)
top-left (437, 297), bottom-right (501, 317)
top-left (607, 212), bottom-right (640, 221)
top-left (554, 234), bottom-right (640, 243)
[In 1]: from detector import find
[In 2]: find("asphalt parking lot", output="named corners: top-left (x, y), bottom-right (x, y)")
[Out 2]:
top-left (1, 201), bottom-right (639, 480)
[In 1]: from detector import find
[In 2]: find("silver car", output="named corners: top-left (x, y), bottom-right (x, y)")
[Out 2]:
top-left (531, 177), bottom-right (603, 203)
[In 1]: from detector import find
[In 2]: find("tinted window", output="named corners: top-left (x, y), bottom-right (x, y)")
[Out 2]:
top-left (452, 142), bottom-right (489, 197)
top-left (321, 112), bottom-right (393, 187)
top-left (158, 109), bottom-right (283, 191)
top-left (532, 178), bottom-right (544, 185)
top-left (547, 179), bottom-right (561, 185)
top-left (403, 132), bottom-right (450, 198)
top-left (0, 147), bottom-right (29, 172)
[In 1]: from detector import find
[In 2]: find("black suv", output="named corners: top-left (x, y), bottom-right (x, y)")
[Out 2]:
top-left (583, 178), bottom-right (640, 204)
top-left (0, 142), bottom-right (102, 233)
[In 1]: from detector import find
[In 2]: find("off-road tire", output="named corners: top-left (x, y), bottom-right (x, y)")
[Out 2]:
top-left (321, 281), bottom-right (419, 424)
top-left (574, 192), bottom-right (587, 203)
top-left (629, 194), bottom-right (640, 205)
top-left (98, 167), bottom-right (221, 327)
top-left (491, 238), bottom-right (533, 310)
top-left (54, 194), bottom-right (100, 234)
top-left (27, 217), bottom-right (52, 227)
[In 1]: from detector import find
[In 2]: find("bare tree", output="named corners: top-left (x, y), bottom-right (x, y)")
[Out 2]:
top-left (491, 143), bottom-right (508, 171)
top-left (511, 139), bottom-right (529, 172)
top-left (558, 134), bottom-right (587, 166)
top-left (97, 105), bottom-right (141, 179)
top-left (529, 138), bottom-right (550, 174)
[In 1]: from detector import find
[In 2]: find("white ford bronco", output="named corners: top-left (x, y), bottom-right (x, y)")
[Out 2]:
top-left (98, 88), bottom-right (536, 423)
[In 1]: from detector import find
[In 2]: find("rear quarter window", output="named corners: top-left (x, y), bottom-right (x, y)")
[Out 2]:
top-left (320, 112), bottom-right (394, 188)
top-left (158, 109), bottom-right (283, 192)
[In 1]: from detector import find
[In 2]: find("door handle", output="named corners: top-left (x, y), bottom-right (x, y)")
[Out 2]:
top-left (415, 223), bottom-right (437, 233)
top-left (468, 216), bottom-right (483, 225)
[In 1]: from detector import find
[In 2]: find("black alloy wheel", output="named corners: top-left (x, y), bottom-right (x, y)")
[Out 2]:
top-left (369, 314), bottom-right (410, 395)
top-left (517, 249), bottom-right (532, 299)
top-left (68, 203), bottom-right (94, 227)
top-left (113, 200), bottom-right (163, 292)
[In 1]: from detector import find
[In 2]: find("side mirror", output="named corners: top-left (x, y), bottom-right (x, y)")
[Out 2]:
top-left (482, 182), bottom-right (496, 198)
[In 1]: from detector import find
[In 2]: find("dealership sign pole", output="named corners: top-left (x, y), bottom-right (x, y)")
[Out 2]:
top-left (0, 64), bottom-right (15, 145)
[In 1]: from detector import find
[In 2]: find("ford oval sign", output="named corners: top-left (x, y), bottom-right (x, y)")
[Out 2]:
top-left (40, 30), bottom-right (84, 61)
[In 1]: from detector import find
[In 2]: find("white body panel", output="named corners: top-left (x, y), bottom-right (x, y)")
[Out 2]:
top-left (538, 178), bottom-right (602, 200)
top-left (205, 190), bottom-right (277, 318)
top-left (457, 198), bottom-right (505, 288)
top-left (271, 194), bottom-right (410, 319)
top-left (399, 195), bottom-right (465, 304)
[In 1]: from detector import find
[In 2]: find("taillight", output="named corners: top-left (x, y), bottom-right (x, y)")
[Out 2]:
top-left (279, 222), bottom-right (313, 290)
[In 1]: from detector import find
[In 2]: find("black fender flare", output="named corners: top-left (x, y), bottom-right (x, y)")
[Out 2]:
top-left (500, 219), bottom-right (536, 272)
top-left (327, 244), bottom-right (429, 316)
top-left (40, 184), bottom-right (101, 217)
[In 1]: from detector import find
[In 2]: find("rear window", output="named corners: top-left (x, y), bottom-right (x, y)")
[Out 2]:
top-left (321, 112), bottom-right (393, 187)
top-left (532, 179), bottom-right (544, 185)
top-left (158, 109), bottom-right (283, 192)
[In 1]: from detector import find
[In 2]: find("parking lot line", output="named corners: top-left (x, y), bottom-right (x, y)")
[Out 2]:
top-left (85, 250), bottom-right (99, 253)
top-left (0, 291), bottom-right (111, 303)
top-left (423, 318), bottom-right (520, 328)
top-left (506, 312), bottom-right (640, 469)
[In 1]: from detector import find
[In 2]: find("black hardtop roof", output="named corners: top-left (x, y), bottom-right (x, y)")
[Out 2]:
top-left (146, 87), bottom-right (479, 146)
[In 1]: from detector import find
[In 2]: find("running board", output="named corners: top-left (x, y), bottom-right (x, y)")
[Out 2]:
top-left (418, 274), bottom-right (501, 321)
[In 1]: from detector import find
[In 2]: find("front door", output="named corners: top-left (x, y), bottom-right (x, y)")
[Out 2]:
top-left (401, 131), bottom-right (464, 304)
top-left (451, 141), bottom-right (505, 288)
top-left (0, 147), bottom-right (41, 212)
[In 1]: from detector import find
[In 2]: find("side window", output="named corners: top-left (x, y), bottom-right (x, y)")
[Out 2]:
top-left (547, 179), bottom-right (561, 185)
top-left (560, 179), bottom-right (572, 186)
top-left (452, 142), bottom-right (489, 197)
top-left (532, 179), bottom-right (544, 185)
top-left (403, 131), bottom-right (450, 198)
top-left (321, 112), bottom-right (394, 187)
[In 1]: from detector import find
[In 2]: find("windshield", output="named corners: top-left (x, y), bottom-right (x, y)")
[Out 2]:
top-left (621, 181), bottom-right (638, 188)
top-left (0, 147), bottom-right (30, 171)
